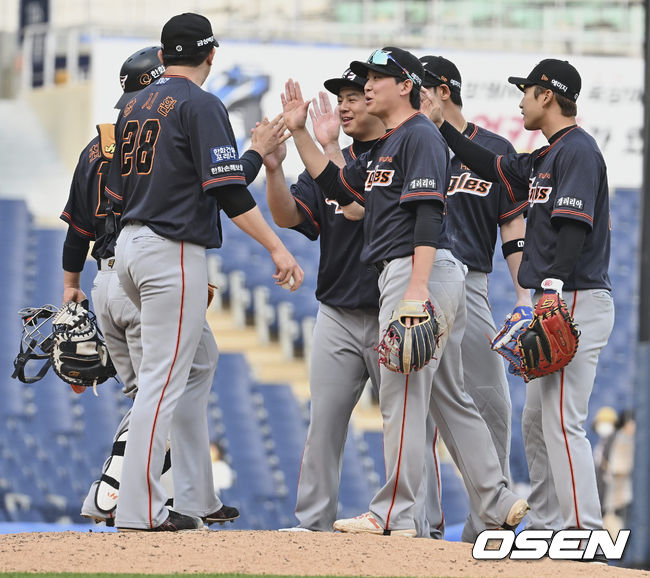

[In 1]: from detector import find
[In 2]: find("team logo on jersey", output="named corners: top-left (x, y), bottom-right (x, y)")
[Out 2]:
top-left (555, 196), bottom-right (584, 211)
top-left (448, 172), bottom-right (492, 197)
top-left (210, 145), bottom-right (238, 163)
top-left (365, 169), bottom-right (395, 191)
top-left (528, 177), bottom-right (552, 205)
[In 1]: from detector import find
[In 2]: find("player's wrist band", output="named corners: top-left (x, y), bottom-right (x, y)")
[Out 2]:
top-left (502, 238), bottom-right (525, 259)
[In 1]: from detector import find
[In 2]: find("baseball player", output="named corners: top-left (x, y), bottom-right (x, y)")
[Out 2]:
top-left (419, 56), bottom-right (531, 542)
top-left (264, 68), bottom-right (385, 532)
top-left (107, 12), bottom-right (303, 532)
top-left (283, 47), bottom-right (529, 536)
top-left (60, 45), bottom-right (285, 528)
top-left (428, 59), bottom-right (613, 561)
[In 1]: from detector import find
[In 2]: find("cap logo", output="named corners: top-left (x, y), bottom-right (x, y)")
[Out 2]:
top-left (197, 35), bottom-right (215, 47)
top-left (541, 74), bottom-right (549, 81)
top-left (175, 45), bottom-right (183, 52)
top-left (120, 74), bottom-right (128, 91)
top-left (551, 79), bottom-right (568, 93)
top-left (139, 73), bottom-right (151, 86)
top-left (441, 75), bottom-right (448, 82)
top-left (450, 79), bottom-right (461, 89)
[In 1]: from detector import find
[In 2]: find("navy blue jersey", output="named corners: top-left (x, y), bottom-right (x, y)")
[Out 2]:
top-left (107, 75), bottom-right (246, 248)
top-left (445, 123), bottom-right (527, 273)
top-left (291, 141), bottom-right (379, 310)
top-left (496, 125), bottom-right (611, 291)
top-left (60, 124), bottom-right (120, 260)
top-left (338, 112), bottom-right (451, 265)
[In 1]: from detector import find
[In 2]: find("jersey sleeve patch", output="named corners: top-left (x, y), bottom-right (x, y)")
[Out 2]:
top-left (210, 145), bottom-right (238, 163)
top-left (401, 177), bottom-right (444, 204)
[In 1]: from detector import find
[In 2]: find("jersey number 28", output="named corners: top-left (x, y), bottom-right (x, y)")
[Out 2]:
top-left (121, 119), bottom-right (161, 176)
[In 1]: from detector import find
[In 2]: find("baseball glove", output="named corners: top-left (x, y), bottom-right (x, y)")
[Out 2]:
top-left (50, 300), bottom-right (117, 393)
top-left (516, 291), bottom-right (580, 382)
top-left (376, 299), bottom-right (439, 374)
top-left (491, 305), bottom-right (534, 376)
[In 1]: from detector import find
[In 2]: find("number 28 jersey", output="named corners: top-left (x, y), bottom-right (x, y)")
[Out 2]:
top-left (106, 74), bottom-right (246, 249)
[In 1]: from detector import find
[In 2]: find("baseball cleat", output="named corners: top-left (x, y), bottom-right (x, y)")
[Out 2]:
top-left (117, 510), bottom-right (204, 532)
top-left (81, 513), bottom-right (115, 527)
top-left (202, 504), bottom-right (240, 526)
top-left (333, 512), bottom-right (416, 537)
top-left (503, 498), bottom-right (530, 529)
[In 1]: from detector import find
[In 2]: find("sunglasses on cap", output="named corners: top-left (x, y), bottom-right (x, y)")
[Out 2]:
top-left (368, 49), bottom-right (419, 86)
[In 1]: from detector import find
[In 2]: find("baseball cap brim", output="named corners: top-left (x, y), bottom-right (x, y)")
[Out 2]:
top-left (422, 69), bottom-right (443, 89)
top-left (323, 77), bottom-right (366, 95)
top-left (350, 60), bottom-right (401, 80)
top-left (115, 90), bottom-right (138, 110)
top-left (508, 76), bottom-right (533, 92)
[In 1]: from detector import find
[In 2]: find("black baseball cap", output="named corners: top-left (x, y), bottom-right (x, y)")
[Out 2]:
top-left (115, 46), bottom-right (166, 109)
top-left (420, 55), bottom-right (462, 94)
top-left (350, 47), bottom-right (423, 89)
top-left (161, 12), bottom-right (219, 56)
top-left (323, 68), bottom-right (366, 95)
top-left (508, 58), bottom-right (581, 102)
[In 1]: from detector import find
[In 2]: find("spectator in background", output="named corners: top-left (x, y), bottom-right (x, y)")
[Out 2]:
top-left (210, 441), bottom-right (235, 492)
top-left (603, 410), bottom-right (635, 535)
top-left (592, 405), bottom-right (618, 513)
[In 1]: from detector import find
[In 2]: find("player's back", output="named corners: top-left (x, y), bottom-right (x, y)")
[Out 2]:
top-left (110, 75), bottom-right (235, 248)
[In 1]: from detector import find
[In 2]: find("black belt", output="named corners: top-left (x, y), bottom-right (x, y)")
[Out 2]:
top-left (97, 257), bottom-right (116, 271)
top-left (373, 259), bottom-right (392, 273)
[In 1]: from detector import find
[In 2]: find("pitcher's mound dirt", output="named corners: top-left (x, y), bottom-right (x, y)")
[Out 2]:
top-left (0, 530), bottom-right (648, 577)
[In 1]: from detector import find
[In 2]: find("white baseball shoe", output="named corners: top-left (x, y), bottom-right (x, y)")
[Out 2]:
top-left (333, 512), bottom-right (416, 537)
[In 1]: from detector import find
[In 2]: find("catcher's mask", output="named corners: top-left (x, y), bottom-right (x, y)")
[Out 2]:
top-left (12, 304), bottom-right (58, 383)
top-left (12, 301), bottom-right (117, 393)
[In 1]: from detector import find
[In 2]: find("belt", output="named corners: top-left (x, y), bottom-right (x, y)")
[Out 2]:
top-left (373, 259), bottom-right (392, 274)
top-left (97, 257), bottom-right (117, 271)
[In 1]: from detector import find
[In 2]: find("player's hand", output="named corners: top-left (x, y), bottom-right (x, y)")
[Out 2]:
top-left (310, 91), bottom-right (341, 148)
top-left (400, 284), bottom-right (431, 327)
top-left (341, 201), bottom-right (365, 221)
top-left (270, 246), bottom-right (304, 292)
top-left (420, 87), bottom-right (443, 127)
top-left (263, 139), bottom-right (288, 171)
top-left (62, 287), bottom-right (86, 304)
top-left (281, 79), bottom-right (310, 133)
top-left (250, 114), bottom-right (290, 158)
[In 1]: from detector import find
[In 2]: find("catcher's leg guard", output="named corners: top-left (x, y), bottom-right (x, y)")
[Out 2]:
top-left (95, 429), bottom-right (128, 514)
top-left (94, 429), bottom-right (173, 514)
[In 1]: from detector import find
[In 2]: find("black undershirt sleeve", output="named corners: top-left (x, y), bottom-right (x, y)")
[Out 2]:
top-left (208, 184), bottom-right (257, 218)
top-left (314, 160), bottom-right (355, 206)
top-left (413, 201), bottom-right (444, 248)
top-left (62, 228), bottom-right (91, 272)
top-left (240, 150), bottom-right (263, 184)
top-left (547, 218), bottom-right (589, 281)
top-left (439, 121), bottom-right (500, 182)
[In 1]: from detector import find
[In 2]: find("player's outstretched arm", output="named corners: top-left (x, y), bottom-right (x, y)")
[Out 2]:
top-left (500, 215), bottom-right (532, 308)
top-left (263, 141), bottom-right (305, 229)
top-left (231, 205), bottom-right (304, 291)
